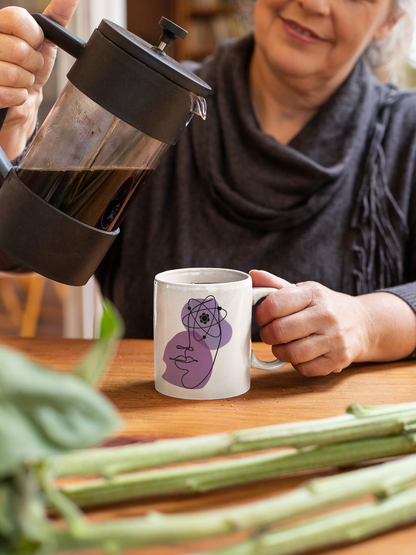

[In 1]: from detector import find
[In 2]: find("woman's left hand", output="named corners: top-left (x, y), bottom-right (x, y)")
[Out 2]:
top-left (250, 269), bottom-right (416, 377)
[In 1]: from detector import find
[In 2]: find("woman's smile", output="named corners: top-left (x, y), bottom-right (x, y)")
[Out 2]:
top-left (251, 0), bottom-right (398, 96)
top-left (281, 16), bottom-right (325, 44)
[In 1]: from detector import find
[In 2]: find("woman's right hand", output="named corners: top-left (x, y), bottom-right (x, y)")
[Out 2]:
top-left (0, 0), bottom-right (80, 160)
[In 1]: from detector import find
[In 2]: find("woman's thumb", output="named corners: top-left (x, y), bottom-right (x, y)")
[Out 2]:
top-left (249, 269), bottom-right (294, 290)
top-left (43, 0), bottom-right (81, 28)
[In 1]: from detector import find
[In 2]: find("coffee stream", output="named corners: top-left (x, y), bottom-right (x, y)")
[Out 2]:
top-left (17, 167), bottom-right (153, 231)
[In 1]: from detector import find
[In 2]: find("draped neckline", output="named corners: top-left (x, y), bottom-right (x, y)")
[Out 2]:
top-left (190, 35), bottom-right (383, 231)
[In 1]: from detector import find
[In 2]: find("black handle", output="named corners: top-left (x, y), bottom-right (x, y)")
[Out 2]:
top-left (0, 108), bottom-right (7, 129)
top-left (0, 108), bottom-right (13, 180)
top-left (32, 13), bottom-right (86, 58)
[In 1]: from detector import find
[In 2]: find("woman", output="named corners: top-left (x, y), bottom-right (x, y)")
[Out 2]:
top-left (0, 0), bottom-right (415, 377)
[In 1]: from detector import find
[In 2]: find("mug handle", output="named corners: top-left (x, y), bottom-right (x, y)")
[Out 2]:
top-left (251, 287), bottom-right (287, 371)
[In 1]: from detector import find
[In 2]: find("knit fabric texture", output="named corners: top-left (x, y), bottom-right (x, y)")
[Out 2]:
top-left (96, 35), bottom-right (416, 344)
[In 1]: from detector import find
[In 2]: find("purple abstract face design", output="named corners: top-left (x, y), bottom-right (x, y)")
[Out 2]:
top-left (162, 296), bottom-right (232, 389)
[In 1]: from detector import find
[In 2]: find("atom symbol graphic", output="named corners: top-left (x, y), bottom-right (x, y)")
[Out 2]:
top-left (184, 296), bottom-right (227, 342)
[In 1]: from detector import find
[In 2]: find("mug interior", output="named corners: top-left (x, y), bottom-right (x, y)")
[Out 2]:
top-left (155, 268), bottom-right (249, 286)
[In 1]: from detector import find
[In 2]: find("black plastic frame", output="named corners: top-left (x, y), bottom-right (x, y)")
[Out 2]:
top-left (0, 171), bottom-right (119, 286)
top-left (68, 29), bottom-right (193, 145)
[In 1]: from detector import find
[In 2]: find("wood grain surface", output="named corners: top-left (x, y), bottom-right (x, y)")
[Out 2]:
top-left (2, 337), bottom-right (416, 555)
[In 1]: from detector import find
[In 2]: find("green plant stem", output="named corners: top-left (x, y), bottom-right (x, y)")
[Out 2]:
top-left (190, 484), bottom-right (416, 555)
top-left (58, 433), bottom-right (416, 508)
top-left (45, 454), bottom-right (416, 552)
top-left (50, 403), bottom-right (416, 478)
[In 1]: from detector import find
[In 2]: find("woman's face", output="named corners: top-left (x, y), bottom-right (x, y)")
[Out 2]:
top-left (253, 0), bottom-right (398, 88)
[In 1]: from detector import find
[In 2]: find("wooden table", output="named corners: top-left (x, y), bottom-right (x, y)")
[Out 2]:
top-left (3, 337), bottom-right (416, 555)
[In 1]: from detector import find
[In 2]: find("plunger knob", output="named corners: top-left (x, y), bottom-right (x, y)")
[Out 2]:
top-left (156, 17), bottom-right (188, 52)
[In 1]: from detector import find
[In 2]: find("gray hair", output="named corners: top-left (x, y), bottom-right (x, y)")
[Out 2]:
top-left (364, 0), bottom-right (416, 83)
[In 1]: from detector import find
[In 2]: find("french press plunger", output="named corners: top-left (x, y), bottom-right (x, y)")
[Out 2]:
top-left (0, 14), bottom-right (210, 286)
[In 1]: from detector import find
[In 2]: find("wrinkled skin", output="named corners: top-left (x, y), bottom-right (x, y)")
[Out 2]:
top-left (251, 270), bottom-right (416, 377)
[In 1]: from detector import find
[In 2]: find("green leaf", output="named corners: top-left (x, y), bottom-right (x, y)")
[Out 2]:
top-left (0, 301), bottom-right (123, 479)
top-left (73, 299), bottom-right (124, 388)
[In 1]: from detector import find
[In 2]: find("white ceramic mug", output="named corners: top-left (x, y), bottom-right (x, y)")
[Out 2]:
top-left (153, 268), bottom-right (286, 400)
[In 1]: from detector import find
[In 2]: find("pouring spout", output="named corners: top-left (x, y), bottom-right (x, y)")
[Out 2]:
top-left (190, 93), bottom-right (207, 121)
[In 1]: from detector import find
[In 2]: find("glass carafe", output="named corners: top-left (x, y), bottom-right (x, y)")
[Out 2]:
top-left (0, 15), bottom-right (210, 286)
top-left (17, 83), bottom-right (169, 231)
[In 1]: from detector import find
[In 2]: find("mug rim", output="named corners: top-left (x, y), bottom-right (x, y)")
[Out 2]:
top-left (154, 267), bottom-right (250, 287)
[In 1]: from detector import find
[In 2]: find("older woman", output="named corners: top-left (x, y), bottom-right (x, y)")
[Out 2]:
top-left (0, 0), bottom-right (415, 377)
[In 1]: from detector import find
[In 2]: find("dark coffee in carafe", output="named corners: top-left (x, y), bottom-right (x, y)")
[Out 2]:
top-left (17, 167), bottom-right (153, 231)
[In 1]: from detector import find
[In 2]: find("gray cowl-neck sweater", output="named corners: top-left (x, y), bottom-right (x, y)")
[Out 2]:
top-left (2, 35), bottom-right (416, 343)
top-left (96, 35), bottom-right (416, 340)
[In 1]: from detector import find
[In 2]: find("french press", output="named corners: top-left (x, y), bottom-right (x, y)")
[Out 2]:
top-left (0, 14), bottom-right (210, 286)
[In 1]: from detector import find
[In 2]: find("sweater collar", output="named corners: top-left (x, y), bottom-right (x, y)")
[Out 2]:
top-left (191, 35), bottom-right (383, 231)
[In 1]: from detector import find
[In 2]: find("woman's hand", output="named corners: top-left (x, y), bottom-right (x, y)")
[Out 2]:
top-left (0, 0), bottom-right (80, 160)
top-left (250, 269), bottom-right (416, 377)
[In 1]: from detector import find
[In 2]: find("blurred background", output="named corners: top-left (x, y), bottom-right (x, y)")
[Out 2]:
top-left (0, 0), bottom-right (415, 338)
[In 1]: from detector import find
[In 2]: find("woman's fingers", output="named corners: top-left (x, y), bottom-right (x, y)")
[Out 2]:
top-left (250, 269), bottom-right (294, 290)
top-left (252, 277), bottom-right (368, 376)
top-left (289, 355), bottom-right (344, 377)
top-left (270, 331), bottom-right (353, 370)
top-left (0, 1), bottom-right (80, 157)
top-left (251, 270), bottom-right (300, 329)
top-left (0, 7), bottom-right (44, 48)
top-left (259, 307), bottom-right (317, 345)
top-left (43, 0), bottom-right (81, 28)
top-left (255, 280), bottom-right (313, 326)
top-left (0, 55), bottom-right (40, 88)
top-left (0, 8), bottom-right (44, 109)
top-left (12, 38), bottom-right (44, 74)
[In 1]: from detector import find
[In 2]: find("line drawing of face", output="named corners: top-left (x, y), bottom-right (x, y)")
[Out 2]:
top-left (162, 295), bottom-right (232, 389)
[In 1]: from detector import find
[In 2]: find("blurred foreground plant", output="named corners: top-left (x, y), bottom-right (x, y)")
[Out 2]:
top-left (1, 303), bottom-right (416, 555)
top-left (0, 300), bottom-right (123, 554)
